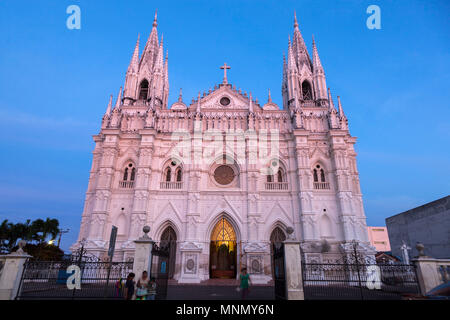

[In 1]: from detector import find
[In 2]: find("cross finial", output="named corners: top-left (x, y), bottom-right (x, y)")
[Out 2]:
top-left (220, 63), bottom-right (231, 84)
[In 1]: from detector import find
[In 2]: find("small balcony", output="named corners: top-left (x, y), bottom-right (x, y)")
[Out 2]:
top-left (160, 181), bottom-right (183, 190)
top-left (119, 181), bottom-right (134, 189)
top-left (313, 182), bottom-right (330, 190)
top-left (265, 182), bottom-right (288, 191)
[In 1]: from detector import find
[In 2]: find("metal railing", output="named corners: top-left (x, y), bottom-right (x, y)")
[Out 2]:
top-left (16, 261), bottom-right (133, 300)
top-left (313, 182), bottom-right (330, 190)
top-left (265, 182), bottom-right (288, 191)
top-left (119, 181), bottom-right (134, 189)
top-left (302, 263), bottom-right (420, 300)
top-left (160, 181), bottom-right (183, 190)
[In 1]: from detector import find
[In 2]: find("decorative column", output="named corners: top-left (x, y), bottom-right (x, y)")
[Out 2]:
top-left (283, 227), bottom-right (304, 300)
top-left (0, 241), bottom-right (31, 300)
top-left (133, 226), bottom-right (155, 278)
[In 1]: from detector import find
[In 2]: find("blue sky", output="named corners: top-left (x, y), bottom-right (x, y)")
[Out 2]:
top-left (0, 0), bottom-right (449, 252)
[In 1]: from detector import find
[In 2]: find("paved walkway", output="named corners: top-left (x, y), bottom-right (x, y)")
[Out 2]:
top-left (167, 279), bottom-right (275, 300)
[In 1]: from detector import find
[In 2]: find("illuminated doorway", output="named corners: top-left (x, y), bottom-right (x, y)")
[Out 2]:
top-left (210, 217), bottom-right (237, 279)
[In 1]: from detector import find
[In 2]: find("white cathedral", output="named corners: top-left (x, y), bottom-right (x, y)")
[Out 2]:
top-left (72, 13), bottom-right (375, 283)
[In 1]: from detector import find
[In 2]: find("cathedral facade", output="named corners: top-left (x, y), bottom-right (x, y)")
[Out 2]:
top-left (72, 13), bottom-right (374, 283)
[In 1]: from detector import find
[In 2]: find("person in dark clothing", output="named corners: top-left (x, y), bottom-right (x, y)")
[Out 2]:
top-left (124, 272), bottom-right (135, 300)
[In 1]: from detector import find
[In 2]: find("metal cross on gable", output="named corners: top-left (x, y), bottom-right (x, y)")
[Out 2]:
top-left (220, 63), bottom-right (231, 84)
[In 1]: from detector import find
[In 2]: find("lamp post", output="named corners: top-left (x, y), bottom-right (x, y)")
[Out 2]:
top-left (57, 229), bottom-right (70, 248)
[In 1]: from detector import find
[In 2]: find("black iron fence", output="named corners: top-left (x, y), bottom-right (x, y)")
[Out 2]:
top-left (302, 262), bottom-right (420, 300)
top-left (16, 260), bottom-right (133, 300)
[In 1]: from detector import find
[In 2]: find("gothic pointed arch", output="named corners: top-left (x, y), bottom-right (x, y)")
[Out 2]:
top-left (320, 214), bottom-right (333, 238)
top-left (210, 216), bottom-right (238, 279)
top-left (301, 80), bottom-right (313, 100)
top-left (120, 161), bottom-right (136, 188)
top-left (160, 225), bottom-right (177, 279)
top-left (138, 79), bottom-right (149, 100)
top-left (161, 158), bottom-right (183, 189)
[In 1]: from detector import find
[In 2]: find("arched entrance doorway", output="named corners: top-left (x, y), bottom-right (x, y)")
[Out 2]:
top-left (161, 226), bottom-right (177, 279)
top-left (210, 217), bottom-right (237, 279)
top-left (270, 227), bottom-right (286, 279)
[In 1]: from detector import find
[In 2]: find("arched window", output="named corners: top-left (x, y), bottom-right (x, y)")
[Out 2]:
top-left (123, 168), bottom-right (129, 181)
top-left (176, 168), bottom-right (182, 182)
top-left (302, 81), bottom-right (313, 100)
top-left (161, 160), bottom-right (183, 189)
top-left (120, 163), bottom-right (135, 188)
top-left (165, 167), bottom-right (172, 182)
top-left (313, 164), bottom-right (330, 189)
top-left (267, 174), bottom-right (273, 183)
top-left (277, 168), bottom-right (284, 183)
top-left (139, 79), bottom-right (149, 100)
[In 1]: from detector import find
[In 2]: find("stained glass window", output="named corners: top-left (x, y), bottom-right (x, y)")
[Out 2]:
top-left (211, 218), bottom-right (236, 242)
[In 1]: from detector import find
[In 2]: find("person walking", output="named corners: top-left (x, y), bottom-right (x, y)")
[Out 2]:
top-left (135, 271), bottom-right (150, 300)
top-left (239, 268), bottom-right (251, 300)
top-left (123, 272), bottom-right (135, 300)
top-left (147, 278), bottom-right (157, 300)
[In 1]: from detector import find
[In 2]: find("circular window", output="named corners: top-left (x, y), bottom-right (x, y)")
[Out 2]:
top-left (214, 165), bottom-right (235, 185)
top-left (220, 97), bottom-right (231, 106)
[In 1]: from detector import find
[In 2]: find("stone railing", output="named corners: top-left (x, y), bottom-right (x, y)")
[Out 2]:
top-left (160, 181), bottom-right (183, 190)
top-left (313, 182), bottom-right (330, 190)
top-left (119, 181), bottom-right (134, 189)
top-left (265, 182), bottom-right (288, 191)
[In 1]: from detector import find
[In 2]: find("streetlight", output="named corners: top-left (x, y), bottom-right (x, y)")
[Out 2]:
top-left (57, 229), bottom-right (70, 248)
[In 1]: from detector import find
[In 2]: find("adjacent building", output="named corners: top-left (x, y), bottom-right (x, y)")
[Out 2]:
top-left (367, 226), bottom-right (391, 252)
top-left (386, 195), bottom-right (450, 260)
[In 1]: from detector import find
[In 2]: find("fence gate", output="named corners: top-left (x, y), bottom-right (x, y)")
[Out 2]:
top-left (272, 242), bottom-right (286, 300)
top-left (16, 260), bottom-right (133, 300)
top-left (302, 262), bottom-right (420, 300)
top-left (151, 242), bottom-right (171, 300)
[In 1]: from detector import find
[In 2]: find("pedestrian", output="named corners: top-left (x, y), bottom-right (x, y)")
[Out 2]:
top-left (124, 272), bottom-right (135, 300)
top-left (115, 277), bottom-right (124, 298)
top-left (135, 270), bottom-right (149, 300)
top-left (239, 268), bottom-right (251, 299)
top-left (147, 278), bottom-right (157, 300)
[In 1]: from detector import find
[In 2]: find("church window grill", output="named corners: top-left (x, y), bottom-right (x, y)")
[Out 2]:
top-left (120, 163), bottom-right (135, 189)
top-left (139, 79), bottom-right (149, 100)
top-left (313, 164), bottom-right (330, 190)
top-left (302, 80), bottom-right (313, 101)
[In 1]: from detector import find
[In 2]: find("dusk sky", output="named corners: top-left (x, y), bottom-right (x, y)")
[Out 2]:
top-left (0, 0), bottom-right (449, 252)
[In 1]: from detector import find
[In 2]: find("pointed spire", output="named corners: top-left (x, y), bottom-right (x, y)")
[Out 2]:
top-left (287, 38), bottom-right (297, 71)
top-left (115, 87), bottom-right (123, 108)
top-left (164, 50), bottom-right (169, 80)
top-left (294, 11), bottom-right (299, 29)
top-left (327, 88), bottom-right (335, 111)
top-left (127, 34), bottom-right (140, 73)
top-left (249, 92), bottom-right (253, 113)
top-left (178, 88), bottom-right (183, 102)
top-left (196, 92), bottom-right (201, 113)
top-left (291, 12), bottom-right (311, 68)
top-left (337, 96), bottom-right (345, 117)
top-left (140, 10), bottom-right (160, 69)
top-left (153, 37), bottom-right (164, 73)
top-left (312, 35), bottom-right (324, 73)
top-left (268, 89), bottom-right (272, 103)
top-left (105, 94), bottom-right (113, 115)
top-left (153, 10), bottom-right (158, 27)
